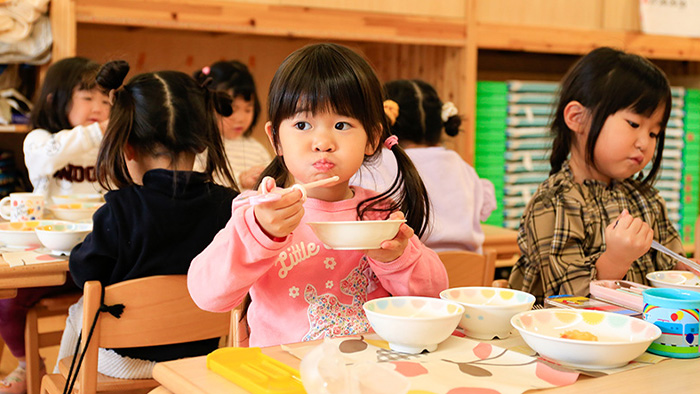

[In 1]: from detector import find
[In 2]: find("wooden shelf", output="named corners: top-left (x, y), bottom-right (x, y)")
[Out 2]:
top-left (74, 0), bottom-right (466, 46)
top-left (477, 23), bottom-right (700, 61)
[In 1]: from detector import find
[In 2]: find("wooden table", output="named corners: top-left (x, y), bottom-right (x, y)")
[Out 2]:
top-left (0, 258), bottom-right (69, 299)
top-left (153, 344), bottom-right (697, 393)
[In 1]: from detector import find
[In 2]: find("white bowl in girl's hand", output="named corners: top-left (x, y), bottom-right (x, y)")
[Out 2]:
top-left (307, 220), bottom-right (405, 250)
top-left (35, 222), bottom-right (92, 255)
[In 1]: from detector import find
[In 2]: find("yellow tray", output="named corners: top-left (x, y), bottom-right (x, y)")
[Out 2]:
top-left (206, 347), bottom-right (305, 393)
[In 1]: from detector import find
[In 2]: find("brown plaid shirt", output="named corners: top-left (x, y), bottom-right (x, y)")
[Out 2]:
top-left (509, 161), bottom-right (681, 303)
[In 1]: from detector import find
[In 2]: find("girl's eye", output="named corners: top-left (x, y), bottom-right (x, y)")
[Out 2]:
top-left (650, 132), bottom-right (659, 139)
top-left (626, 120), bottom-right (640, 128)
top-left (334, 122), bottom-right (351, 131)
top-left (294, 121), bottom-right (311, 131)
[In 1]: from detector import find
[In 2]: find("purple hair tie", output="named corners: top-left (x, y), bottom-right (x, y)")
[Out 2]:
top-left (384, 135), bottom-right (399, 149)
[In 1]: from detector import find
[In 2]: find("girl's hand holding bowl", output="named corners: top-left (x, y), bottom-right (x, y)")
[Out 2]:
top-left (365, 211), bottom-right (413, 263)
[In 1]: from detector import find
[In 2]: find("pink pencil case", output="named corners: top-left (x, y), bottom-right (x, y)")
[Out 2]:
top-left (589, 280), bottom-right (650, 312)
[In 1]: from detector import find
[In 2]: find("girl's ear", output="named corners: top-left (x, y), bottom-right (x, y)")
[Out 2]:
top-left (124, 143), bottom-right (137, 161)
top-left (365, 125), bottom-right (382, 155)
top-left (563, 101), bottom-right (589, 135)
top-left (265, 121), bottom-right (282, 156)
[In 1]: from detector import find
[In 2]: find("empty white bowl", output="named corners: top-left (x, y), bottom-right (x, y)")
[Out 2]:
top-left (440, 287), bottom-right (535, 339)
top-left (363, 296), bottom-right (464, 353)
top-left (511, 309), bottom-right (661, 369)
top-left (52, 193), bottom-right (104, 205)
top-left (307, 220), bottom-right (405, 250)
top-left (35, 222), bottom-right (92, 255)
top-left (647, 271), bottom-right (700, 292)
top-left (0, 220), bottom-right (68, 248)
top-left (48, 203), bottom-right (103, 221)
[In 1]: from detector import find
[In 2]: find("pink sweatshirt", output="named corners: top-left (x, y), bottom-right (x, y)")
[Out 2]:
top-left (188, 186), bottom-right (448, 347)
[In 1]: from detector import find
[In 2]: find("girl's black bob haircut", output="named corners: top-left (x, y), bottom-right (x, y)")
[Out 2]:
top-left (550, 47), bottom-right (672, 187)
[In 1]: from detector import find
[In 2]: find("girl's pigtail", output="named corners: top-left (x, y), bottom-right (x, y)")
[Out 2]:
top-left (95, 60), bottom-right (135, 190)
top-left (441, 101), bottom-right (461, 137)
top-left (96, 60), bottom-right (129, 92)
top-left (549, 131), bottom-right (570, 175)
top-left (203, 88), bottom-right (237, 189)
top-left (255, 147), bottom-right (290, 189)
top-left (211, 89), bottom-right (233, 117)
top-left (443, 115), bottom-right (461, 137)
top-left (192, 65), bottom-right (212, 86)
top-left (358, 135), bottom-right (431, 238)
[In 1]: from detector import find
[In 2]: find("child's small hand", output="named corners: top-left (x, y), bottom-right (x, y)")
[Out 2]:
top-left (598, 209), bottom-right (653, 278)
top-left (365, 212), bottom-right (413, 263)
top-left (253, 177), bottom-right (305, 239)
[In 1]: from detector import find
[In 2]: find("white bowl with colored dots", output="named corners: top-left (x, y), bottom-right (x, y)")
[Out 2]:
top-left (440, 287), bottom-right (535, 339)
top-left (647, 271), bottom-right (700, 292)
top-left (0, 220), bottom-right (70, 249)
top-left (511, 309), bottom-right (661, 369)
top-left (51, 193), bottom-right (104, 205)
top-left (363, 296), bottom-right (464, 354)
top-left (48, 203), bottom-right (104, 222)
top-left (35, 222), bottom-right (92, 255)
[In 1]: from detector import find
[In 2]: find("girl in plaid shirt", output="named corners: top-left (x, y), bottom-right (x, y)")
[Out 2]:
top-left (509, 47), bottom-right (690, 303)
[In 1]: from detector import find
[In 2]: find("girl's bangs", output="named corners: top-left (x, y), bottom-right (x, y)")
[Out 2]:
top-left (274, 53), bottom-right (372, 128)
top-left (600, 68), bottom-right (671, 119)
top-left (78, 68), bottom-right (99, 91)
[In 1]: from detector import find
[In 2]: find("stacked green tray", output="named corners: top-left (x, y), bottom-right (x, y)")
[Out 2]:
top-left (475, 81), bottom-right (507, 227)
top-left (681, 89), bottom-right (700, 244)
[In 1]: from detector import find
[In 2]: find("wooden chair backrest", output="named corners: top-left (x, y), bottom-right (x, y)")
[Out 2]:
top-left (438, 249), bottom-right (497, 288)
top-left (78, 275), bottom-right (230, 393)
top-left (228, 303), bottom-right (249, 348)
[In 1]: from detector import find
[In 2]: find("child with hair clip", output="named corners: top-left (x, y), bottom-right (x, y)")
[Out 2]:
top-left (509, 47), bottom-right (691, 304)
top-left (354, 79), bottom-right (496, 252)
top-left (24, 56), bottom-right (111, 200)
top-left (0, 56), bottom-right (109, 394)
top-left (188, 43), bottom-right (448, 347)
top-left (193, 60), bottom-right (271, 189)
top-left (54, 60), bottom-right (239, 379)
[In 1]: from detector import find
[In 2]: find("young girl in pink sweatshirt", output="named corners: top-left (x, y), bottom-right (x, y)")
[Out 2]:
top-left (188, 43), bottom-right (448, 347)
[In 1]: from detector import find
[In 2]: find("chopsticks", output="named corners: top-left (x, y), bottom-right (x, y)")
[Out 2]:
top-left (650, 240), bottom-right (700, 273)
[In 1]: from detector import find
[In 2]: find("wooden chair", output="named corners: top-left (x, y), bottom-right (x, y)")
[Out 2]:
top-left (438, 249), bottom-right (497, 287)
top-left (40, 275), bottom-right (230, 394)
top-left (228, 304), bottom-right (249, 348)
top-left (25, 291), bottom-right (82, 394)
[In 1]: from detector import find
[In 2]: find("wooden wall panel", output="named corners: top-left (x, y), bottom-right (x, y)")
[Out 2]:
top-left (76, 25), bottom-right (467, 156)
top-left (476, 0), bottom-right (641, 32)
top-left (236, 0), bottom-right (466, 18)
